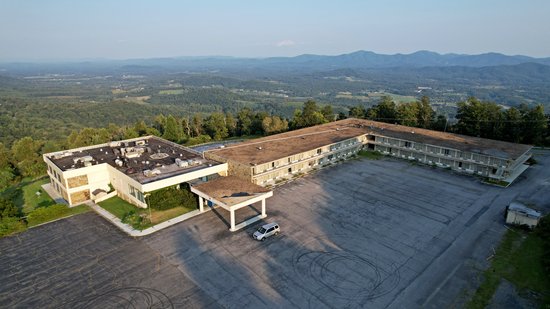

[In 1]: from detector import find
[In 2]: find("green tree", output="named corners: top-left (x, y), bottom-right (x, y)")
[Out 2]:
top-left (11, 137), bottom-right (44, 178)
top-left (349, 106), bottom-right (366, 118)
top-left (262, 116), bottom-right (289, 135)
top-left (191, 113), bottom-right (203, 137)
top-left (252, 111), bottom-right (269, 135)
top-left (396, 102), bottom-right (420, 127)
top-left (153, 115), bottom-right (166, 135)
top-left (504, 107), bottom-right (523, 143)
top-left (417, 96), bottom-right (435, 128)
top-left (181, 117), bottom-right (191, 137)
top-left (225, 112), bottom-right (237, 137)
top-left (0, 198), bottom-right (20, 219)
top-left (133, 120), bottom-right (149, 136)
top-left (455, 97), bottom-right (504, 139)
top-left (522, 105), bottom-right (547, 145)
top-left (432, 115), bottom-right (449, 132)
top-left (366, 96), bottom-right (397, 123)
top-left (302, 100), bottom-right (327, 127)
top-left (203, 112), bottom-right (229, 140)
top-left (123, 128), bottom-right (139, 139)
top-left (292, 100), bottom-right (327, 129)
top-left (321, 105), bottom-right (334, 122)
top-left (237, 108), bottom-right (254, 136)
top-left (67, 128), bottom-right (111, 148)
top-left (162, 115), bottom-right (184, 142)
top-left (0, 143), bottom-right (15, 190)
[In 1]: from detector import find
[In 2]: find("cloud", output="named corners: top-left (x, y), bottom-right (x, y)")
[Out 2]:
top-left (276, 40), bottom-right (296, 47)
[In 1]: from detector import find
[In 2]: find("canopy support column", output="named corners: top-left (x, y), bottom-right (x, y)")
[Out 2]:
top-left (230, 209), bottom-right (236, 232)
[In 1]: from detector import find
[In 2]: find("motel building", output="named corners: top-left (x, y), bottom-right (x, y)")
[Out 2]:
top-left (44, 119), bottom-right (532, 232)
top-left (205, 118), bottom-right (532, 186)
top-left (43, 136), bottom-right (273, 232)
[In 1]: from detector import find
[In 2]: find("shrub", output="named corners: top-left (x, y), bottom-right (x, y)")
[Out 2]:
top-left (121, 210), bottom-right (146, 229)
top-left (0, 197), bottom-right (21, 219)
top-left (186, 135), bottom-right (212, 146)
top-left (26, 204), bottom-right (71, 226)
top-left (146, 184), bottom-right (197, 210)
top-left (0, 217), bottom-right (27, 237)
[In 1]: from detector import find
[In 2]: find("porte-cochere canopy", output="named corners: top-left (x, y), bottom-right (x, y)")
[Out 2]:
top-left (191, 176), bottom-right (273, 231)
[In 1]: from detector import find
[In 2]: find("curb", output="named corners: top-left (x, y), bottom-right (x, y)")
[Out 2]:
top-left (88, 202), bottom-right (208, 237)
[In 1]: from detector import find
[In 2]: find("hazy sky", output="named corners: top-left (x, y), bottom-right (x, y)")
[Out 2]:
top-left (1, 0), bottom-right (548, 61)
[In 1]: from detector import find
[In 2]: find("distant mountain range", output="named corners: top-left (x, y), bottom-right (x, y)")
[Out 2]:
top-left (259, 50), bottom-right (550, 69)
top-left (2, 51), bottom-right (550, 75)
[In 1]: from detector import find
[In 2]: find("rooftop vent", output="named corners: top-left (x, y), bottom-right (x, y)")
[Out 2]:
top-left (52, 151), bottom-right (73, 160)
top-left (175, 158), bottom-right (189, 168)
top-left (143, 169), bottom-right (161, 177)
top-left (257, 146), bottom-right (262, 150)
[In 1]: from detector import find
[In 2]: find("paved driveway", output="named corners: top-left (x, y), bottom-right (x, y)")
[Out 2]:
top-left (1, 154), bottom-right (549, 308)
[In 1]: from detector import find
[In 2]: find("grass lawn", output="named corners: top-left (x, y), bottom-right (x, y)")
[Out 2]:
top-left (27, 204), bottom-right (90, 227)
top-left (358, 150), bottom-right (383, 160)
top-left (1, 177), bottom-right (55, 214)
top-left (467, 228), bottom-right (550, 308)
top-left (98, 196), bottom-right (197, 230)
top-left (22, 178), bottom-right (55, 213)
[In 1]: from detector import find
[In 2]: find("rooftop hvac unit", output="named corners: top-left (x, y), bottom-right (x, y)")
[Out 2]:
top-left (125, 152), bottom-right (141, 158)
top-left (84, 161), bottom-right (93, 167)
top-left (135, 140), bottom-right (146, 146)
top-left (175, 158), bottom-right (189, 168)
top-left (53, 151), bottom-right (73, 159)
top-left (109, 141), bottom-right (121, 147)
top-left (143, 169), bottom-right (154, 177)
top-left (144, 169), bottom-right (162, 177)
top-left (115, 159), bottom-right (123, 167)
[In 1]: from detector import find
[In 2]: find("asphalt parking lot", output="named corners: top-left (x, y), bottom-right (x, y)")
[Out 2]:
top-left (1, 153), bottom-right (549, 308)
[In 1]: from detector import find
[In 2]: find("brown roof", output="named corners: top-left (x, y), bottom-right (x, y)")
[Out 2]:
top-left (207, 118), bottom-right (532, 165)
top-left (192, 176), bottom-right (271, 207)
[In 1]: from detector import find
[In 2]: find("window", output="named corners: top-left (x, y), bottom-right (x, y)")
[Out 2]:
top-left (129, 185), bottom-right (145, 203)
top-left (458, 162), bottom-right (463, 168)
top-left (288, 158), bottom-right (291, 163)
top-left (272, 162), bottom-right (275, 168)
top-left (444, 149), bottom-right (450, 156)
top-left (404, 141), bottom-right (411, 148)
top-left (317, 148), bottom-right (322, 154)
top-left (288, 168), bottom-right (292, 173)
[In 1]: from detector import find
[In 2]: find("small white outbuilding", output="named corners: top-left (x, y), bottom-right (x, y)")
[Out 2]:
top-left (505, 202), bottom-right (542, 229)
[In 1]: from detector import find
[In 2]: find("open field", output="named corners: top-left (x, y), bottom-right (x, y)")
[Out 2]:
top-left (1, 152), bottom-right (549, 308)
top-left (159, 89), bottom-right (184, 95)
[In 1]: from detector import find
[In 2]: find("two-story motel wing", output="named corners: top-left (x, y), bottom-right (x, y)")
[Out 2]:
top-left (205, 118), bottom-right (532, 186)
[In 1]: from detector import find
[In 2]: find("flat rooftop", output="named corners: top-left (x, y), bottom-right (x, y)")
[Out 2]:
top-left (46, 136), bottom-right (222, 184)
top-left (192, 176), bottom-right (272, 207)
top-left (207, 118), bottom-right (532, 165)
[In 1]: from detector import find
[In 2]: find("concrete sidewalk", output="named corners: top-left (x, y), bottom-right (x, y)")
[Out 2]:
top-left (87, 201), bottom-right (205, 237)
